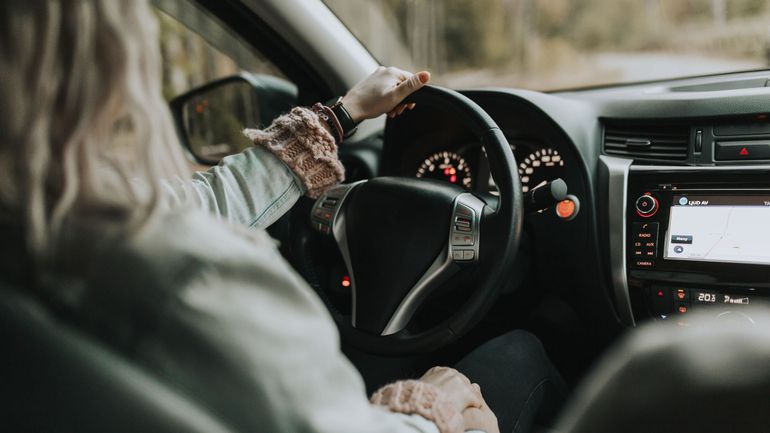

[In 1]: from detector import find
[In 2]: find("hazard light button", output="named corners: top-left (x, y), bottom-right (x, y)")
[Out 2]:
top-left (715, 141), bottom-right (770, 161)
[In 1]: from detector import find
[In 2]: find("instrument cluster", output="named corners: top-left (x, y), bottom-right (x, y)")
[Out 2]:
top-left (409, 138), bottom-right (568, 195)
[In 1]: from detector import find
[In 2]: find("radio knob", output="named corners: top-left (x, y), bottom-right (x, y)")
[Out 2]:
top-left (635, 194), bottom-right (658, 217)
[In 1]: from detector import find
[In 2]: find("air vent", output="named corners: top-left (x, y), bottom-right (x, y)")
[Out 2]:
top-left (604, 123), bottom-right (690, 161)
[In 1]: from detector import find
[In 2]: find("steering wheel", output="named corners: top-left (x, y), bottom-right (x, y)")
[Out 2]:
top-left (309, 86), bottom-right (522, 355)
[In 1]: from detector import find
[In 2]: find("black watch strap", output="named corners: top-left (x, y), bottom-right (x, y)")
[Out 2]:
top-left (328, 97), bottom-right (359, 139)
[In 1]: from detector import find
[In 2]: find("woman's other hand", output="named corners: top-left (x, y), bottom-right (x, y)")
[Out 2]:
top-left (341, 66), bottom-right (431, 123)
top-left (419, 366), bottom-right (482, 414)
top-left (463, 401), bottom-right (500, 433)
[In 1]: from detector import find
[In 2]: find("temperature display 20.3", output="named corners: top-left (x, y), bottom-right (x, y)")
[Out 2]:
top-left (693, 290), bottom-right (751, 306)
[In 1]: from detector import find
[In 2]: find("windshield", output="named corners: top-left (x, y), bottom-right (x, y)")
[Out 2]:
top-left (323, 0), bottom-right (769, 90)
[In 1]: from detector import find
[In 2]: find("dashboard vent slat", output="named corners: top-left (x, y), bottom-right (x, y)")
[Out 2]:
top-left (603, 123), bottom-right (690, 161)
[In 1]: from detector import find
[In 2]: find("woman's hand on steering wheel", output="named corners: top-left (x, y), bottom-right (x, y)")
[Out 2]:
top-left (341, 66), bottom-right (431, 122)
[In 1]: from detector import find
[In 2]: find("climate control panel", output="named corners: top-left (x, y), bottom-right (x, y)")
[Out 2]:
top-left (646, 285), bottom-right (766, 322)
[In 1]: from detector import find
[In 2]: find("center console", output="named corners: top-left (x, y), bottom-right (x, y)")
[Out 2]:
top-left (601, 158), bottom-right (770, 325)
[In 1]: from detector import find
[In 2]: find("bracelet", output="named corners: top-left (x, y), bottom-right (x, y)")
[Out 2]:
top-left (311, 102), bottom-right (344, 144)
top-left (329, 96), bottom-right (360, 139)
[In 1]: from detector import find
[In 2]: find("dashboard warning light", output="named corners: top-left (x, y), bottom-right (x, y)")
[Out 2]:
top-left (341, 276), bottom-right (351, 288)
top-left (740, 147), bottom-right (749, 156)
top-left (556, 199), bottom-right (576, 219)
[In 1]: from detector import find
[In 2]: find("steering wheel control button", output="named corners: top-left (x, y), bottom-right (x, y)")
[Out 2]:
top-left (321, 198), bottom-right (338, 208)
top-left (312, 208), bottom-right (332, 221)
top-left (311, 202), bottom-right (334, 235)
top-left (313, 221), bottom-right (330, 235)
top-left (310, 181), bottom-right (366, 239)
top-left (448, 193), bottom-right (484, 264)
top-left (635, 193), bottom-right (658, 217)
top-left (451, 249), bottom-right (476, 262)
top-left (455, 203), bottom-right (474, 216)
top-left (715, 141), bottom-right (770, 161)
top-left (451, 233), bottom-right (474, 246)
top-left (454, 216), bottom-right (472, 232)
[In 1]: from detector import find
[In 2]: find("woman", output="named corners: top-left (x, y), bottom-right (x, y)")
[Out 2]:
top-left (0, 1), bottom-right (564, 432)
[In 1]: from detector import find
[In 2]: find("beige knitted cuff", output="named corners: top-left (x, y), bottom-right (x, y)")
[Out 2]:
top-left (370, 380), bottom-right (464, 433)
top-left (243, 107), bottom-right (345, 199)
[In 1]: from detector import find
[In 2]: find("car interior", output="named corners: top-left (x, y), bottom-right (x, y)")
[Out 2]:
top-left (5, 0), bottom-right (770, 431)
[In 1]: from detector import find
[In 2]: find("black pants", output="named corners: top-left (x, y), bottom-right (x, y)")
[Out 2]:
top-left (455, 330), bottom-right (567, 433)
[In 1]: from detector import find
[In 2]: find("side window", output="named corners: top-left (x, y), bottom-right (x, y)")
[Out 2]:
top-left (152, 0), bottom-right (297, 166)
top-left (153, 0), bottom-right (287, 100)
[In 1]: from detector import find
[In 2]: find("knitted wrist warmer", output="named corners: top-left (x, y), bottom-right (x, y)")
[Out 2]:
top-left (370, 380), bottom-right (464, 433)
top-left (243, 107), bottom-right (345, 199)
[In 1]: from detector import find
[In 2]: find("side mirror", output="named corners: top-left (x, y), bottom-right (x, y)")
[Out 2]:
top-left (170, 73), bottom-right (297, 165)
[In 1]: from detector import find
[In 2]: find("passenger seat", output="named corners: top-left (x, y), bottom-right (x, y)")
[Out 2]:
top-left (555, 309), bottom-right (770, 433)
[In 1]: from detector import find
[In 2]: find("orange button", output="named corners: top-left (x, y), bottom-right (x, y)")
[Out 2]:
top-left (556, 199), bottom-right (576, 219)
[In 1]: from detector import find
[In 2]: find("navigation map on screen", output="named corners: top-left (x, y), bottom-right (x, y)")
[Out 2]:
top-left (665, 194), bottom-right (770, 266)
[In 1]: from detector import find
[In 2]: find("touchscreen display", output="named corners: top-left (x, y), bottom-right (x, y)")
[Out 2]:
top-left (665, 194), bottom-right (770, 266)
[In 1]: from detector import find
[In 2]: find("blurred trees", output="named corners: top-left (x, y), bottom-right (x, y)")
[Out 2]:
top-left (326, 0), bottom-right (770, 88)
top-left (154, 4), bottom-right (284, 100)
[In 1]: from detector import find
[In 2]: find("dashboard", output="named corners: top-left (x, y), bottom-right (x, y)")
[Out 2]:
top-left (382, 90), bottom-right (585, 220)
top-left (376, 88), bottom-right (599, 330)
top-left (371, 70), bottom-right (770, 336)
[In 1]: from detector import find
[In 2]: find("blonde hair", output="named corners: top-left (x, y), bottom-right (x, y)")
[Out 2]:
top-left (0, 0), bottom-right (191, 263)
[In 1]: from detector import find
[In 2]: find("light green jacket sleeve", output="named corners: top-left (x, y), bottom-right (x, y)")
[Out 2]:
top-left (167, 146), bottom-right (306, 230)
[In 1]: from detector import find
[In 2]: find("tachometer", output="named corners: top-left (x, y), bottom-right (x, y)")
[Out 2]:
top-left (518, 148), bottom-right (565, 193)
top-left (416, 151), bottom-right (473, 188)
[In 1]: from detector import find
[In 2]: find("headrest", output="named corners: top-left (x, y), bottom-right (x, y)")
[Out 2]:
top-left (0, 284), bottom-right (234, 433)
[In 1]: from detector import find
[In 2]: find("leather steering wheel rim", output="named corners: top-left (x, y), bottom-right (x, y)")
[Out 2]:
top-left (312, 85), bottom-right (522, 355)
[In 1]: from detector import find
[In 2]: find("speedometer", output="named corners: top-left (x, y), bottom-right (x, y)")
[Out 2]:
top-left (416, 151), bottom-right (473, 188)
top-left (518, 148), bottom-right (565, 193)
